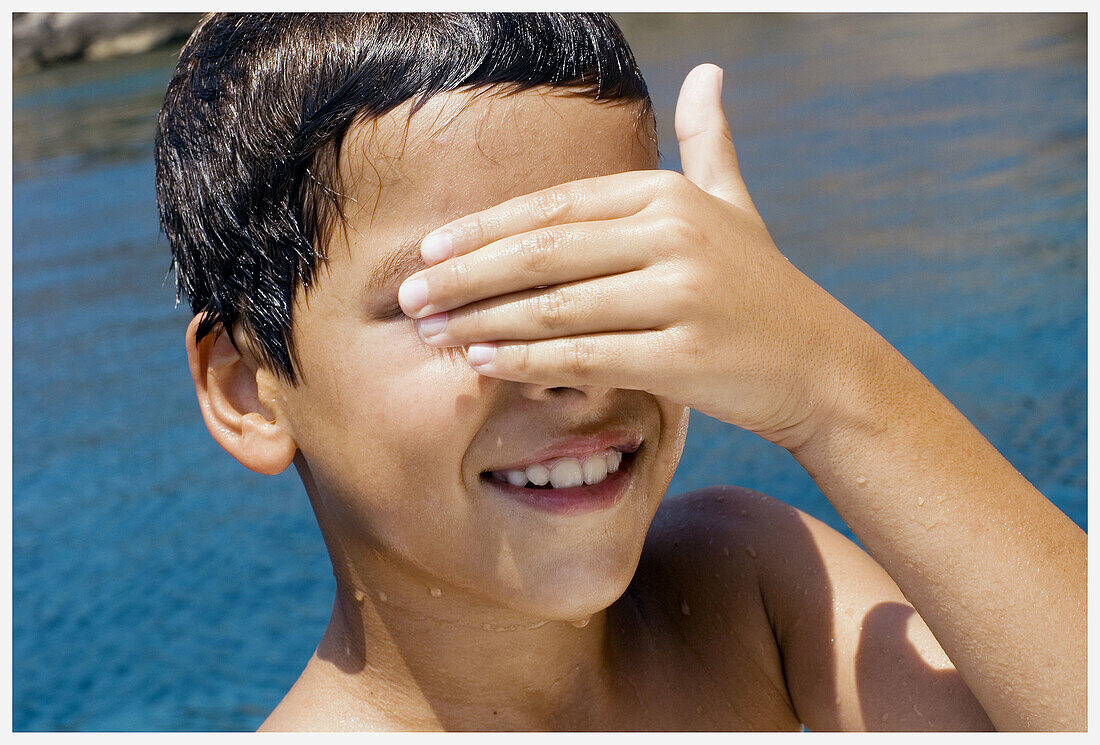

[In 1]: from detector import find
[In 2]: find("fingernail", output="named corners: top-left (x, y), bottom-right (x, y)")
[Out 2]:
top-left (416, 312), bottom-right (448, 340)
top-left (465, 343), bottom-right (496, 368)
top-left (420, 231), bottom-right (453, 265)
top-left (398, 277), bottom-right (429, 315)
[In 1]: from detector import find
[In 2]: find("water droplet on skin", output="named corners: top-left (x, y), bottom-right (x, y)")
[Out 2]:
top-left (429, 587), bottom-right (442, 598)
top-left (569, 617), bottom-right (591, 628)
top-left (740, 510), bottom-right (748, 517)
top-left (856, 475), bottom-right (867, 485)
top-left (745, 546), bottom-right (757, 558)
top-left (377, 590), bottom-right (388, 603)
top-left (918, 496), bottom-right (925, 506)
top-left (354, 589), bottom-right (365, 602)
top-left (681, 599), bottom-right (691, 616)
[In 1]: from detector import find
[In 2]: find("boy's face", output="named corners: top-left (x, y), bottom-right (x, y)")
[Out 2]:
top-left (270, 89), bottom-right (689, 619)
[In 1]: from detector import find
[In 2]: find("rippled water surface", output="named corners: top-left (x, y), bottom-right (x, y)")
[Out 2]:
top-left (12, 14), bottom-right (1085, 731)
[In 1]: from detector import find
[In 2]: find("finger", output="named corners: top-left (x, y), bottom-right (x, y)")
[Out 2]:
top-left (462, 331), bottom-right (675, 392)
top-left (414, 273), bottom-right (675, 347)
top-left (398, 216), bottom-right (654, 319)
top-left (674, 63), bottom-right (753, 208)
top-left (416, 169), bottom-right (672, 266)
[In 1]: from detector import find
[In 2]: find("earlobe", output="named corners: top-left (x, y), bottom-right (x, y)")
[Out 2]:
top-left (185, 315), bottom-right (298, 475)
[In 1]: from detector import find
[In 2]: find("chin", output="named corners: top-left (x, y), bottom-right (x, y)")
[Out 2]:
top-left (490, 535), bottom-right (647, 621)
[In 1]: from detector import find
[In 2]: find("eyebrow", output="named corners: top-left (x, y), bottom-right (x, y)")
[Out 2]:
top-left (364, 234), bottom-right (429, 297)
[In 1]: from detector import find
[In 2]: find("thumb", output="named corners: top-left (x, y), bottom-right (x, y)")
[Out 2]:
top-left (674, 63), bottom-right (752, 207)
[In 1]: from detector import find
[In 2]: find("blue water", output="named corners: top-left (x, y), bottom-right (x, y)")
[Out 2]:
top-left (12, 14), bottom-right (1086, 731)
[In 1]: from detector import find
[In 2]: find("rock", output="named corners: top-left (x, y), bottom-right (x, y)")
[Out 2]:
top-left (12, 12), bottom-right (204, 74)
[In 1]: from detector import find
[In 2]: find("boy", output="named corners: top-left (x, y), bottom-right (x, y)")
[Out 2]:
top-left (155, 13), bottom-right (1085, 731)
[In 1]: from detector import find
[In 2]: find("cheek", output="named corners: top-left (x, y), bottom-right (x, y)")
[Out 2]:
top-left (652, 400), bottom-right (690, 490)
top-left (668, 403), bottom-right (690, 456)
top-left (288, 323), bottom-right (483, 482)
top-left (287, 326), bottom-right (492, 551)
top-left (367, 331), bottom-right (475, 433)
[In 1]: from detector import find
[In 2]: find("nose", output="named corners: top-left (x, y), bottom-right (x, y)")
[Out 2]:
top-left (515, 381), bottom-right (614, 402)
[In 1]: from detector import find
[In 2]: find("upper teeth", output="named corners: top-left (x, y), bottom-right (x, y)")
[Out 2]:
top-left (492, 448), bottom-right (624, 489)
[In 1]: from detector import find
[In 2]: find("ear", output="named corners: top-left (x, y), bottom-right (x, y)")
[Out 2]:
top-left (185, 314), bottom-right (298, 475)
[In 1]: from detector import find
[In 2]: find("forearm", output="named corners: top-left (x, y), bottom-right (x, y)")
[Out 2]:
top-left (789, 328), bottom-right (1087, 731)
top-left (392, 62), bottom-right (1086, 728)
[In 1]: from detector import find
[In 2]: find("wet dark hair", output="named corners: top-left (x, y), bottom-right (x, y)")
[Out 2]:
top-left (155, 12), bottom-right (651, 383)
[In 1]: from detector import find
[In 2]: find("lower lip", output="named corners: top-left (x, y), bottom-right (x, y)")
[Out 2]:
top-left (481, 456), bottom-right (634, 516)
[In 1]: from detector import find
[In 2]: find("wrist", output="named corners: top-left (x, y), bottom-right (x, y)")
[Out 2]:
top-left (774, 308), bottom-right (917, 458)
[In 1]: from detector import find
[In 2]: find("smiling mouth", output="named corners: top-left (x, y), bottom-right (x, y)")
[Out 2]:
top-left (480, 447), bottom-right (638, 490)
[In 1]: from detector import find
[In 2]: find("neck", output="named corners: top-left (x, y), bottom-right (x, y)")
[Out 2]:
top-left (293, 461), bottom-right (639, 730)
top-left (310, 572), bottom-right (628, 730)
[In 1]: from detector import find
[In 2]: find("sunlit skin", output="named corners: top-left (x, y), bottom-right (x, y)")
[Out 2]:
top-left (270, 90), bottom-right (689, 626)
top-left (187, 65), bottom-right (1085, 731)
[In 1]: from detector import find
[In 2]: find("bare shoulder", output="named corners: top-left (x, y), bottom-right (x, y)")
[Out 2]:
top-left (256, 675), bottom-right (350, 732)
top-left (638, 484), bottom-right (835, 622)
top-left (630, 485), bottom-right (807, 727)
top-left (645, 484), bottom-right (813, 555)
top-left (642, 485), bottom-right (846, 638)
top-left (638, 485), bottom-right (991, 731)
top-left (639, 484), bottom-right (823, 602)
top-left (257, 656), bottom-right (406, 732)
